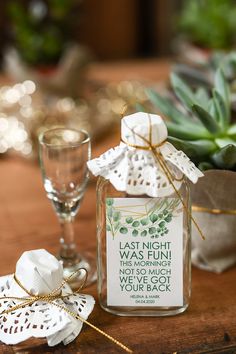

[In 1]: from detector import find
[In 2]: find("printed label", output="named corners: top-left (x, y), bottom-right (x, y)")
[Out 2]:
top-left (106, 198), bottom-right (183, 307)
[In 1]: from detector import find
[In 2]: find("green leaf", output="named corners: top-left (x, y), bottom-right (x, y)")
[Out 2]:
top-left (165, 215), bottom-right (172, 222)
top-left (149, 214), bottom-right (158, 223)
top-left (213, 89), bottom-right (228, 129)
top-left (166, 122), bottom-right (211, 140)
top-left (126, 217), bottom-right (133, 224)
top-left (141, 230), bottom-right (147, 237)
top-left (140, 218), bottom-right (149, 225)
top-left (106, 198), bottom-right (114, 206)
top-left (149, 227), bottom-right (156, 235)
top-left (227, 124), bottom-right (236, 136)
top-left (192, 104), bottom-right (221, 134)
top-left (168, 136), bottom-right (217, 158)
top-left (214, 68), bottom-right (230, 124)
top-left (114, 222), bottom-right (121, 232)
top-left (146, 88), bottom-right (200, 127)
top-left (159, 221), bottom-right (166, 228)
top-left (198, 162), bottom-right (214, 171)
top-left (107, 207), bottom-right (113, 218)
top-left (132, 221), bottom-right (140, 227)
top-left (174, 86), bottom-right (195, 111)
top-left (135, 103), bottom-right (145, 112)
top-left (211, 144), bottom-right (236, 169)
top-left (132, 229), bottom-right (139, 236)
top-left (120, 227), bottom-right (128, 234)
top-left (215, 138), bottom-right (236, 148)
top-left (195, 87), bottom-right (209, 109)
top-left (207, 98), bottom-right (218, 121)
top-left (113, 211), bottom-right (121, 222)
top-left (171, 73), bottom-right (195, 109)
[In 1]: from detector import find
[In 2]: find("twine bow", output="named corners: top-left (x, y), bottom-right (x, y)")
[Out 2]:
top-left (0, 269), bottom-right (133, 353)
top-left (121, 110), bottom-right (205, 240)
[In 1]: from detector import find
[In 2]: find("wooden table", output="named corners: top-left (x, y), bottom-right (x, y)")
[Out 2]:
top-left (0, 60), bottom-right (236, 353)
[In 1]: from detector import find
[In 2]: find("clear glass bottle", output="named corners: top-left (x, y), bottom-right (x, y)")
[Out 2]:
top-left (88, 112), bottom-right (202, 317)
top-left (96, 176), bottom-right (191, 316)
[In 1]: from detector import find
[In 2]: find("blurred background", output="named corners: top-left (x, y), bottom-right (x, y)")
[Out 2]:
top-left (0, 0), bottom-right (183, 64)
top-left (1, 0), bottom-right (236, 159)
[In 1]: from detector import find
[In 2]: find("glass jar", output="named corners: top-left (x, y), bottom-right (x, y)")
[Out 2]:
top-left (96, 175), bottom-right (191, 317)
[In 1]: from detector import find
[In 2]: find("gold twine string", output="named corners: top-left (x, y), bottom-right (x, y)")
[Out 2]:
top-left (121, 112), bottom-right (205, 240)
top-left (192, 205), bottom-right (236, 215)
top-left (0, 270), bottom-right (133, 354)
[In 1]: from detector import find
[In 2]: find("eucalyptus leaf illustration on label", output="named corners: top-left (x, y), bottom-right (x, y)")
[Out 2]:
top-left (106, 198), bottom-right (183, 307)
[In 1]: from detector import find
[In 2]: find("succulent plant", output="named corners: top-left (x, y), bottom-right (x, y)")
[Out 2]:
top-left (146, 68), bottom-right (236, 170)
top-left (178, 0), bottom-right (236, 50)
top-left (173, 51), bottom-right (236, 92)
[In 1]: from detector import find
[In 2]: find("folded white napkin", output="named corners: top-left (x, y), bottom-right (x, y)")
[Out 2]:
top-left (0, 249), bottom-right (95, 346)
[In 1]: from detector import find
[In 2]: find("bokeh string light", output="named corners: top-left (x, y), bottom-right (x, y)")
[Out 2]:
top-left (0, 79), bottom-right (149, 159)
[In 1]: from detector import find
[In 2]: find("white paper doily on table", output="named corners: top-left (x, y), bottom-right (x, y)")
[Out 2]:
top-left (0, 250), bottom-right (95, 346)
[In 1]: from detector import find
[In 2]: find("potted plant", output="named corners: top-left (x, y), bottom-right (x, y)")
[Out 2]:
top-left (175, 0), bottom-right (236, 65)
top-left (146, 69), bottom-right (236, 273)
top-left (173, 50), bottom-right (236, 97)
top-left (4, 0), bottom-right (90, 97)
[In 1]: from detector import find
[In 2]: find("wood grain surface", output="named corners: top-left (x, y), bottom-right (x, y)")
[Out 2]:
top-left (0, 61), bottom-right (236, 353)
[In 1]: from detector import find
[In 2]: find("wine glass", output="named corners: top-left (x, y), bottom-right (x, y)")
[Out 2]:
top-left (39, 128), bottom-right (96, 287)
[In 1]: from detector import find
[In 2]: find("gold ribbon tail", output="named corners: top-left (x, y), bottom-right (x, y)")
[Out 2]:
top-left (0, 271), bottom-right (133, 354)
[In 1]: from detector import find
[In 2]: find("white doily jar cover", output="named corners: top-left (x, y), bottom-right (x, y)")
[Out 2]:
top-left (0, 249), bottom-right (95, 346)
top-left (88, 112), bottom-right (203, 196)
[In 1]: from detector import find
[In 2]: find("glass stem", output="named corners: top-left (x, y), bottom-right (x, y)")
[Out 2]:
top-left (59, 217), bottom-right (78, 264)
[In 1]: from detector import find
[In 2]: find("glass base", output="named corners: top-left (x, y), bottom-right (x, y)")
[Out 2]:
top-left (99, 302), bottom-right (189, 317)
top-left (58, 251), bottom-right (96, 289)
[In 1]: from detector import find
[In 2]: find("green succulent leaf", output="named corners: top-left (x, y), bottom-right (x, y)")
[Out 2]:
top-left (198, 162), bottom-right (214, 171)
top-left (228, 124), bottom-right (236, 136)
top-left (173, 86), bottom-right (196, 111)
top-left (211, 144), bottom-right (236, 169)
top-left (207, 98), bottom-right (218, 121)
top-left (192, 104), bottom-right (221, 134)
top-left (135, 103), bottom-right (145, 112)
top-left (146, 88), bottom-right (198, 126)
top-left (167, 136), bottom-right (217, 158)
top-left (215, 68), bottom-right (230, 124)
top-left (215, 138), bottom-right (236, 149)
top-left (213, 89), bottom-right (228, 129)
top-left (195, 87), bottom-right (209, 109)
top-left (147, 62), bottom-right (235, 170)
top-left (171, 73), bottom-right (195, 109)
top-left (132, 229), bottom-right (139, 237)
top-left (166, 121), bottom-right (211, 140)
